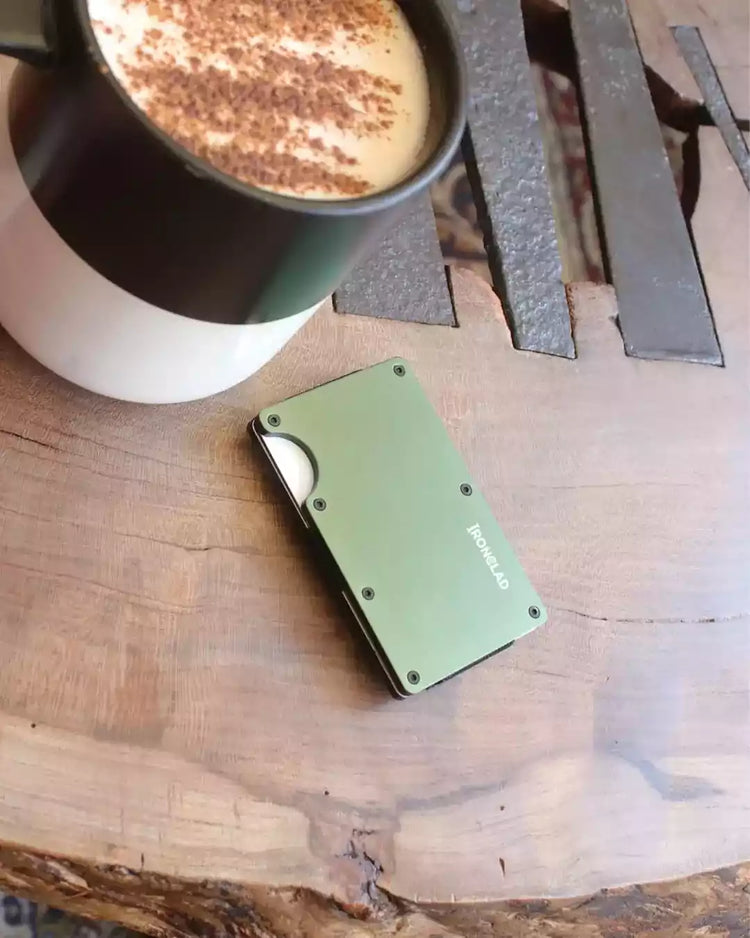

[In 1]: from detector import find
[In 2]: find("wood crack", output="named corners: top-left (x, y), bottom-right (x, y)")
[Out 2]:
top-left (0, 559), bottom-right (197, 613)
top-left (0, 427), bottom-right (65, 453)
top-left (0, 432), bottom-right (263, 503)
top-left (332, 828), bottom-right (399, 920)
top-left (0, 503), bottom-right (261, 557)
top-left (550, 605), bottom-right (748, 625)
top-left (0, 426), bottom-right (256, 485)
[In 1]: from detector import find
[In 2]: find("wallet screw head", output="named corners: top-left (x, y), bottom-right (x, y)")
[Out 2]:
top-left (361, 587), bottom-right (375, 601)
top-left (529, 605), bottom-right (541, 619)
top-left (267, 414), bottom-right (281, 428)
top-left (460, 483), bottom-right (473, 496)
top-left (313, 498), bottom-right (327, 512)
top-left (393, 364), bottom-right (406, 377)
top-left (407, 670), bottom-right (420, 685)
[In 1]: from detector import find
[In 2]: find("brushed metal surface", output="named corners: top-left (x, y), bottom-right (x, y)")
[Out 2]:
top-left (570, 0), bottom-right (722, 364)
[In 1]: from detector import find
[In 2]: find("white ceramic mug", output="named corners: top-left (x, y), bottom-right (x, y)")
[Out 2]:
top-left (0, 0), bottom-right (465, 403)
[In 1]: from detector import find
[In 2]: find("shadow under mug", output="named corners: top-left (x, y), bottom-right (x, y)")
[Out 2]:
top-left (0, 0), bottom-right (466, 403)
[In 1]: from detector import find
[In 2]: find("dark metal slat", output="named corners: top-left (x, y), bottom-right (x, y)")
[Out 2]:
top-left (334, 195), bottom-right (454, 326)
top-left (569, 0), bottom-right (722, 365)
top-left (449, 0), bottom-right (574, 359)
top-left (672, 25), bottom-right (750, 191)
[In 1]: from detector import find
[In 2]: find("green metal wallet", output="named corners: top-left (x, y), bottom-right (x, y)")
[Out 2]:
top-left (251, 358), bottom-right (546, 697)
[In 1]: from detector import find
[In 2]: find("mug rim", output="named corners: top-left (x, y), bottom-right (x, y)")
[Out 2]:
top-left (73, 0), bottom-right (467, 218)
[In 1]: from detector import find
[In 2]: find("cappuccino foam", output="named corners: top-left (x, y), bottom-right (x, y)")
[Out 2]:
top-left (88, 0), bottom-right (431, 199)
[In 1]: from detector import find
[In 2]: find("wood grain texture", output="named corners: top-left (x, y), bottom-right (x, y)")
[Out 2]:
top-left (1, 126), bottom-right (748, 917)
top-left (1, 2), bottom-right (749, 933)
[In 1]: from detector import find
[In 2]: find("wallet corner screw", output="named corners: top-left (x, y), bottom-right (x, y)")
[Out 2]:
top-left (393, 364), bottom-right (406, 377)
top-left (361, 587), bottom-right (375, 601)
top-left (313, 498), bottom-right (327, 512)
top-left (460, 483), bottom-right (473, 496)
top-left (407, 670), bottom-right (420, 685)
top-left (529, 606), bottom-right (541, 619)
top-left (267, 414), bottom-right (281, 427)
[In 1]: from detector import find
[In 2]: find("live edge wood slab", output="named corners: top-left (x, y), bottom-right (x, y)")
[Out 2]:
top-left (0, 124), bottom-right (748, 935)
top-left (2, 0), bottom-right (750, 930)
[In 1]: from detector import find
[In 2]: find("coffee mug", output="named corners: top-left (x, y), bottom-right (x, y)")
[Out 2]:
top-left (0, 0), bottom-right (466, 403)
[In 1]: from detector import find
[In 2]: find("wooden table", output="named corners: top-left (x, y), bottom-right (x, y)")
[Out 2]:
top-left (0, 1), bottom-right (748, 935)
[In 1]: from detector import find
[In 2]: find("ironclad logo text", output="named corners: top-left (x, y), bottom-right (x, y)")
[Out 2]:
top-left (466, 524), bottom-right (510, 590)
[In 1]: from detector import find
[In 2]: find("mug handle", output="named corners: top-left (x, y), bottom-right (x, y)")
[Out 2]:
top-left (0, 0), bottom-right (56, 66)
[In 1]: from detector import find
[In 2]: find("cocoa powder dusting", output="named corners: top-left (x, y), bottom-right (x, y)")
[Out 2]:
top-left (113, 0), bottom-right (411, 197)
